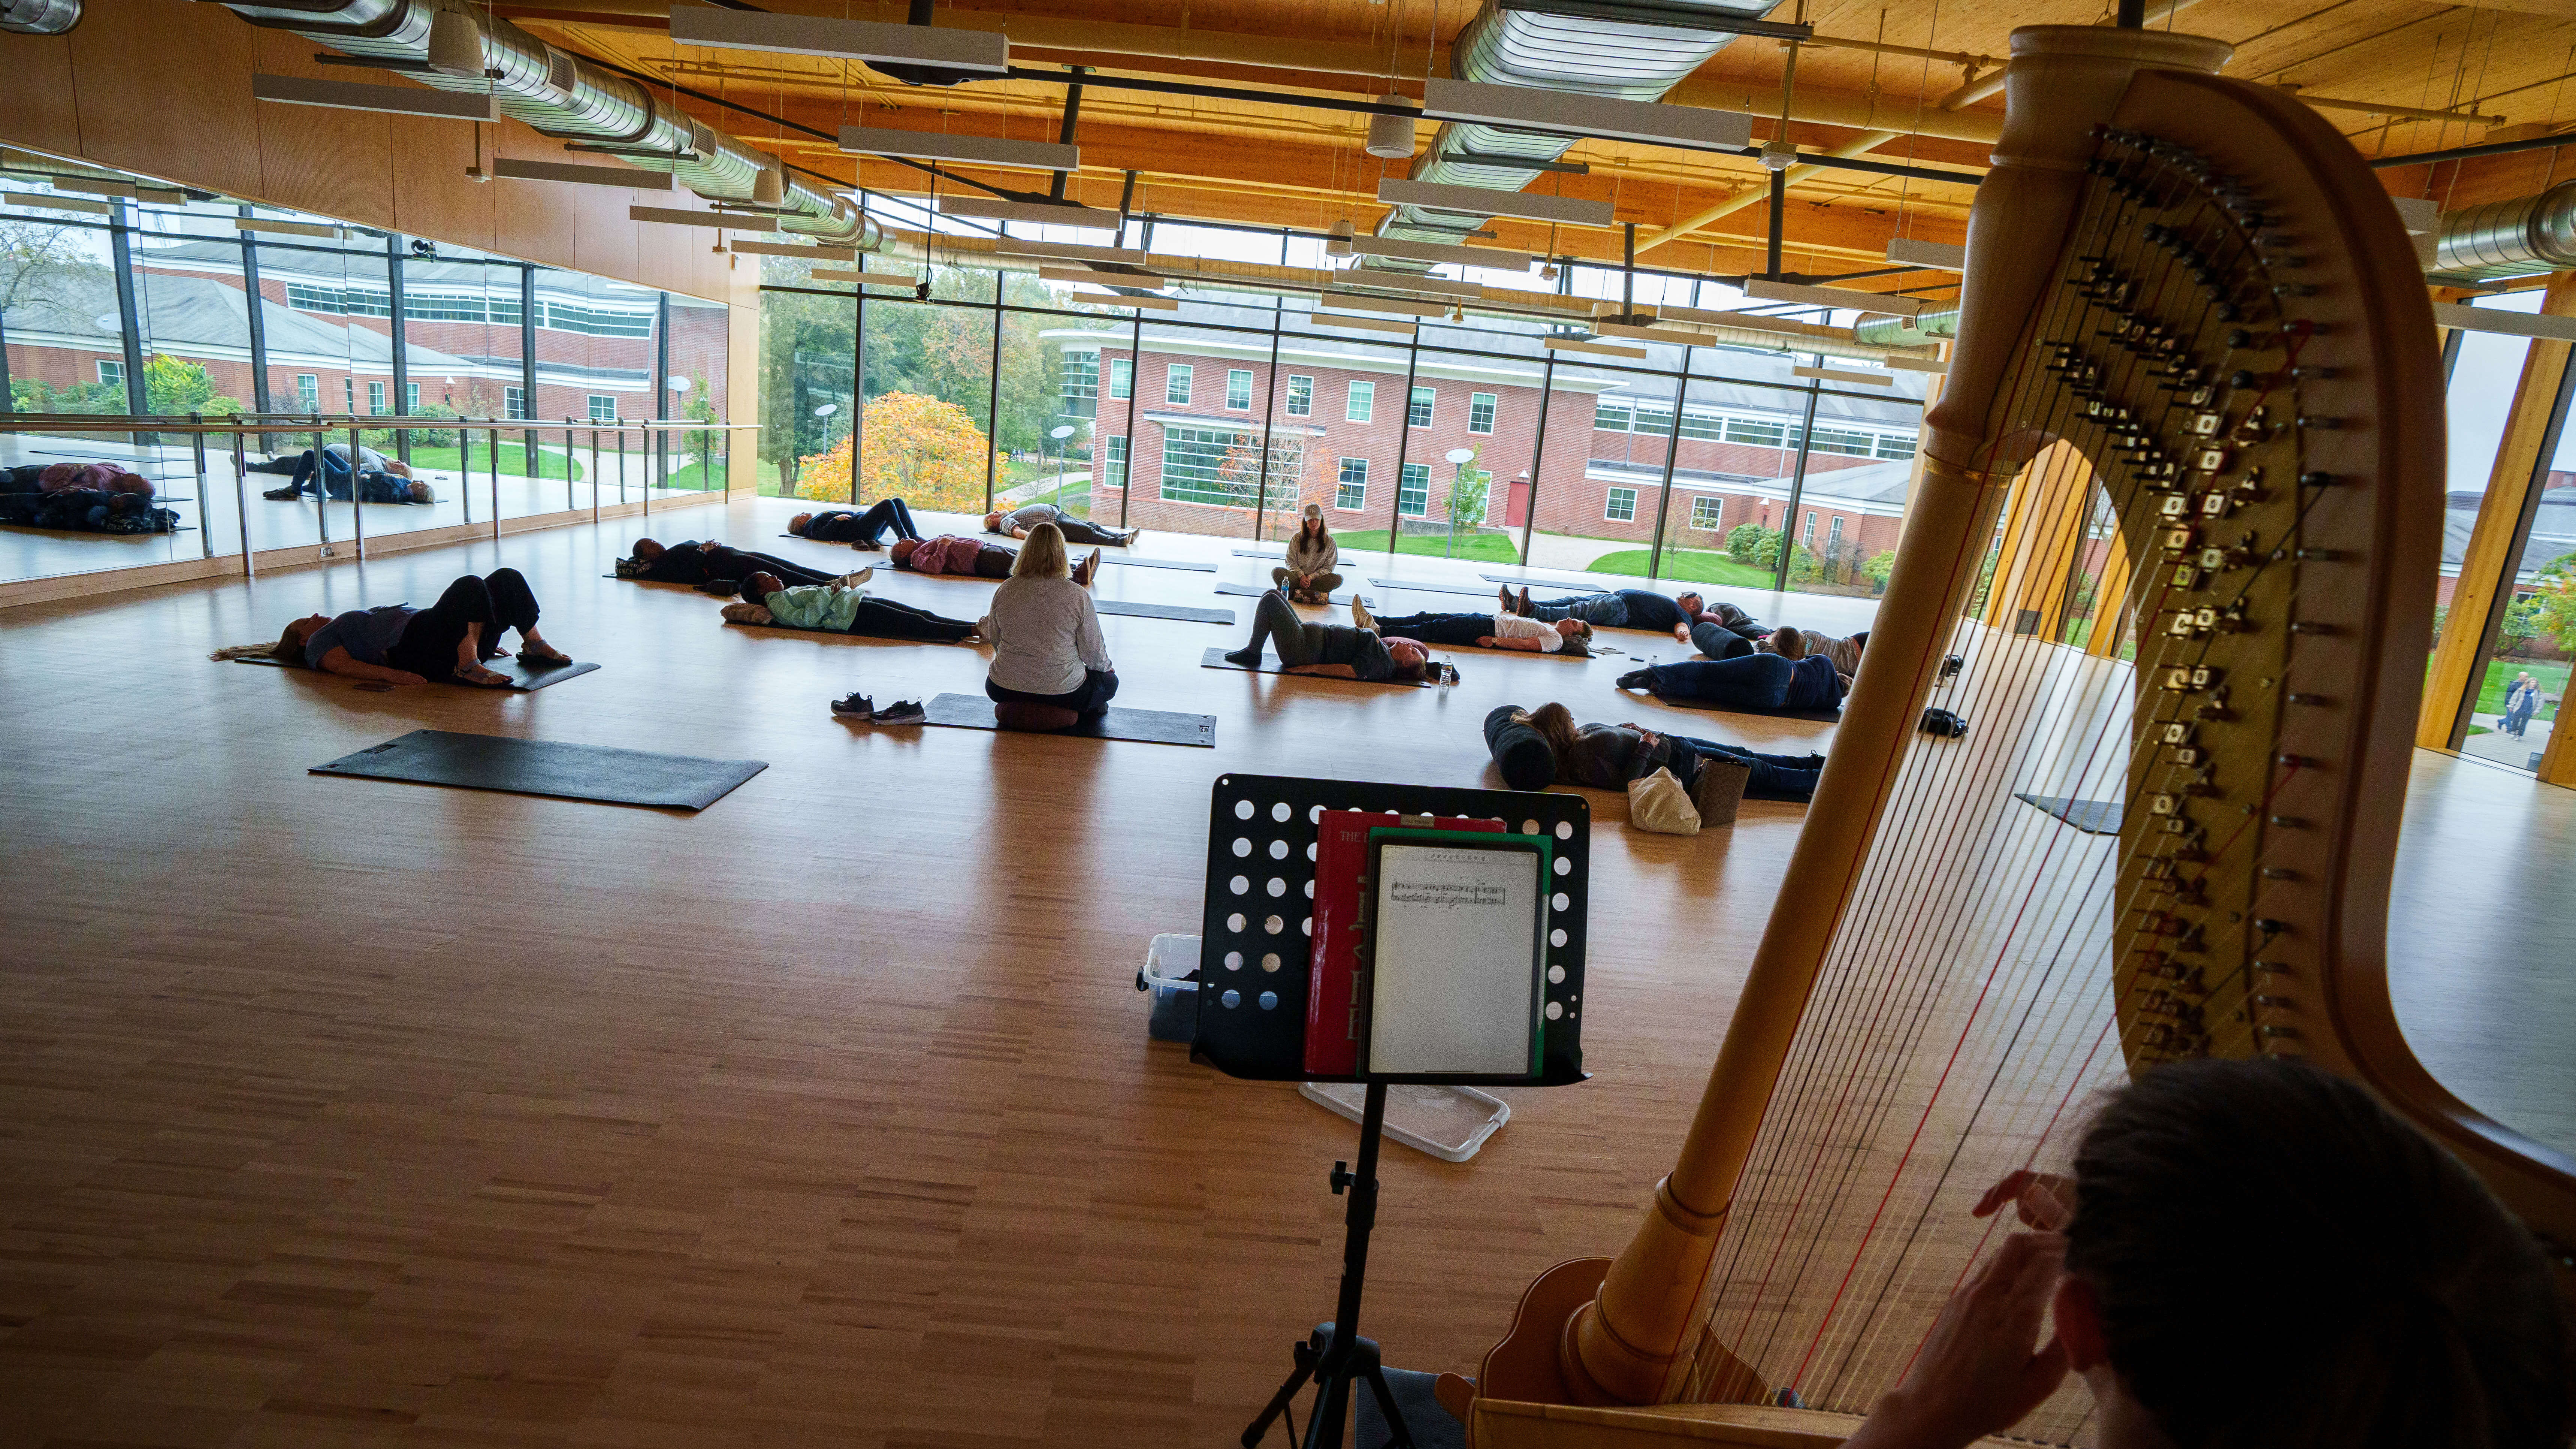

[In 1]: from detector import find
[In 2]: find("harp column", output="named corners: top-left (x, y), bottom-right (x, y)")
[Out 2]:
top-left (1520, 24), bottom-right (2236, 1410)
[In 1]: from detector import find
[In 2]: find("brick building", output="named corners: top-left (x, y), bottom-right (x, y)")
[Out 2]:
top-left (1051, 323), bottom-right (1927, 570)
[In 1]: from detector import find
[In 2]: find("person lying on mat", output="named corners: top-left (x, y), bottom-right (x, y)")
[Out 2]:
top-left (789, 497), bottom-right (923, 548)
top-left (258, 568), bottom-right (570, 688)
top-left (1759, 623), bottom-right (1868, 676)
top-left (262, 443), bottom-right (433, 505)
top-left (982, 523), bottom-right (1119, 720)
top-left (1507, 701), bottom-right (1822, 802)
top-left (721, 571), bottom-right (979, 644)
top-left (1617, 650), bottom-right (1847, 712)
top-left (892, 534), bottom-right (1103, 586)
top-left (1506, 585), bottom-right (1770, 653)
top-left (1840, 1057), bottom-right (2568, 1449)
top-left (1223, 585), bottom-right (1434, 683)
top-left (1353, 598), bottom-right (1593, 656)
top-left (984, 501), bottom-right (1136, 547)
top-left (619, 537), bottom-right (857, 592)
top-left (1272, 504), bottom-right (1343, 603)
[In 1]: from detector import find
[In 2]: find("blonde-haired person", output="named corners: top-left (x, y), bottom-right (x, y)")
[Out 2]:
top-left (980, 523), bottom-right (1120, 719)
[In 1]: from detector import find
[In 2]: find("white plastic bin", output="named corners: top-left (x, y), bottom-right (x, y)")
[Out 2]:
top-left (1299, 1081), bottom-right (1511, 1162)
top-left (1139, 933), bottom-right (1202, 1042)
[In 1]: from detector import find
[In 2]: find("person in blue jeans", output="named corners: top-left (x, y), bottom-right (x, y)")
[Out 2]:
top-left (1617, 650), bottom-right (1848, 712)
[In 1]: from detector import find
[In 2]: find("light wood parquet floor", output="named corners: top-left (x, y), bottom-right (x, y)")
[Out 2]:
top-left (0, 497), bottom-right (2563, 1449)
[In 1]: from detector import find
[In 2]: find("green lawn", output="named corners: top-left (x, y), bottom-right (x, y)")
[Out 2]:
top-left (1335, 529), bottom-right (1525, 563)
top-left (1584, 547), bottom-right (1778, 589)
top-left (410, 442), bottom-right (586, 481)
top-left (2476, 657), bottom-right (2568, 716)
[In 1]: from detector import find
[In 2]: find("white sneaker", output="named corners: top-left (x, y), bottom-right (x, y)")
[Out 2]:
top-left (1350, 597), bottom-right (1376, 632)
top-left (833, 567), bottom-right (875, 588)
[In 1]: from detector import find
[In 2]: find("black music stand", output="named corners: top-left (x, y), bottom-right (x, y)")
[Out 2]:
top-left (1200, 776), bottom-right (1591, 1449)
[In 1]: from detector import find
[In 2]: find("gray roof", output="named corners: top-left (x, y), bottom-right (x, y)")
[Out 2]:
top-left (6, 265), bottom-right (479, 373)
top-left (2446, 489), bottom-right (2576, 579)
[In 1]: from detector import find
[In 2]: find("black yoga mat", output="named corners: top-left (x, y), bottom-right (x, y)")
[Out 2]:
top-left (918, 692), bottom-right (1215, 746)
top-left (311, 730), bottom-right (765, 809)
top-left (1099, 555), bottom-right (1216, 573)
top-left (1095, 598), bottom-right (1235, 624)
top-left (1369, 576), bottom-right (1513, 598)
top-left (1214, 580), bottom-right (1367, 606)
top-left (2015, 793), bottom-right (2125, 835)
top-left (236, 654), bottom-right (600, 691)
top-left (1199, 645), bottom-right (1427, 688)
top-left (723, 619), bottom-right (975, 646)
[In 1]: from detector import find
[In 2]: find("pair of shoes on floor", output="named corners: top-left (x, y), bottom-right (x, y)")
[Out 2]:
top-left (1350, 596), bottom-right (1377, 633)
top-left (870, 699), bottom-right (926, 725)
top-left (830, 692), bottom-right (874, 719)
top-left (832, 566), bottom-right (875, 588)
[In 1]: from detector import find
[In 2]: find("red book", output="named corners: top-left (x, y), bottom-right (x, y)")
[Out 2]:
top-left (1304, 810), bottom-right (1504, 1076)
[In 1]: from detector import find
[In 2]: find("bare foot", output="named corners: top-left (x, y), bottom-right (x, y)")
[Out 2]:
top-left (454, 662), bottom-right (513, 688)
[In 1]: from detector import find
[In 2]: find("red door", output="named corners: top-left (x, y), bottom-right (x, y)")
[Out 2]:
top-left (1506, 474), bottom-right (1532, 527)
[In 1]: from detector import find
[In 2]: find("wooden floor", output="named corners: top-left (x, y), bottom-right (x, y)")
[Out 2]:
top-left (0, 497), bottom-right (2561, 1448)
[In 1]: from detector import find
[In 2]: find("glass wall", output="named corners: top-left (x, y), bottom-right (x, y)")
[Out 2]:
top-left (2448, 290), bottom-right (2574, 772)
top-left (756, 200), bottom-right (1939, 589)
top-left (0, 146), bottom-right (736, 587)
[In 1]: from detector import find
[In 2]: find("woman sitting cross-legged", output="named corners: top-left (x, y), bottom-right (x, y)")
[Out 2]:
top-left (1352, 598), bottom-right (1592, 656)
top-left (720, 571), bottom-right (979, 643)
top-left (789, 497), bottom-right (923, 548)
top-left (1271, 504), bottom-right (1343, 603)
top-left (246, 568), bottom-right (570, 688)
top-left (1223, 586), bottom-right (1434, 682)
top-left (1504, 701), bottom-right (1823, 802)
top-left (1619, 649), bottom-right (1848, 712)
top-left (981, 523), bottom-right (1119, 720)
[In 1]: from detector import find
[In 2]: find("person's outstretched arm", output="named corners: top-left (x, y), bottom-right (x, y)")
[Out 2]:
top-left (313, 646), bottom-right (425, 686)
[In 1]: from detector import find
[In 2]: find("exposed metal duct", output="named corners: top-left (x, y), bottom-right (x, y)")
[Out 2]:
top-left (1369, 0), bottom-right (1789, 269)
top-left (0, 0), bottom-right (82, 34)
top-left (194, 0), bottom-right (878, 249)
top-left (1854, 307), bottom-right (1957, 347)
top-left (2429, 181), bottom-right (2576, 284)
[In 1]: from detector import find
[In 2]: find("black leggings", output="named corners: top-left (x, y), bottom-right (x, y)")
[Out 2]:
top-left (712, 548), bottom-right (838, 588)
top-left (806, 498), bottom-right (921, 546)
top-left (987, 669), bottom-right (1119, 719)
top-left (389, 570), bottom-right (538, 680)
top-left (1371, 610), bottom-right (1491, 648)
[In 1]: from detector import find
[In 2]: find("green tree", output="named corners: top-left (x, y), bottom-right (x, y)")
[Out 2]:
top-left (2524, 553), bottom-right (2576, 653)
top-left (1863, 550), bottom-right (1897, 590)
top-left (1725, 522), bottom-right (1776, 564)
top-left (142, 354), bottom-right (244, 417)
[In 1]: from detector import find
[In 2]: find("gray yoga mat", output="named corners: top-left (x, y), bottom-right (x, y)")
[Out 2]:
top-left (1099, 554), bottom-right (1216, 573)
top-left (1199, 645), bottom-right (1428, 688)
top-left (311, 730), bottom-right (766, 809)
top-left (1231, 547), bottom-right (1286, 559)
top-left (1369, 576), bottom-right (1512, 598)
top-left (1096, 598), bottom-right (1235, 624)
top-left (919, 692), bottom-right (1215, 746)
top-left (1214, 580), bottom-right (1367, 606)
top-left (236, 653), bottom-right (600, 691)
top-left (2015, 793), bottom-right (2125, 835)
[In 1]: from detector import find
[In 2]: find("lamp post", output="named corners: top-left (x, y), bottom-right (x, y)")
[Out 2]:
top-left (1442, 446), bottom-right (1479, 558)
top-left (1048, 422), bottom-right (1078, 513)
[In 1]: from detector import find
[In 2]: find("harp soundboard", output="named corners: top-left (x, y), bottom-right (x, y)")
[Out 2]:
top-left (1470, 25), bottom-right (2576, 1449)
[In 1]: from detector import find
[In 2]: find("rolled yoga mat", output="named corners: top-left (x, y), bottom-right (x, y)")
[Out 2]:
top-left (311, 730), bottom-right (766, 809)
top-left (236, 653), bottom-right (600, 691)
top-left (916, 692), bottom-right (1215, 746)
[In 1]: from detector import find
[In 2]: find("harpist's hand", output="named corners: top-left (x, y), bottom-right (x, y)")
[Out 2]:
top-left (1973, 1171), bottom-right (2076, 1231)
top-left (1842, 1232), bottom-right (2069, 1449)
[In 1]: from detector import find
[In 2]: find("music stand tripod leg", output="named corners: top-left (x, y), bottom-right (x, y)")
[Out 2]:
top-left (1241, 1082), bottom-right (1418, 1449)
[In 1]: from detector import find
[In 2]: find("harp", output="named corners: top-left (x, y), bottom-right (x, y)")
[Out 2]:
top-left (1468, 24), bottom-right (2576, 1448)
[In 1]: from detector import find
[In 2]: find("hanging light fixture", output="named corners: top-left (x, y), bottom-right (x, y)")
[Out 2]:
top-left (1365, 96), bottom-right (1414, 160)
top-left (752, 157), bottom-right (785, 207)
top-left (426, 4), bottom-right (485, 79)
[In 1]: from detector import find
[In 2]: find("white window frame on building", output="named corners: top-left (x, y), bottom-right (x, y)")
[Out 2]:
top-left (96, 360), bottom-right (124, 389)
top-left (1827, 515), bottom-right (1845, 550)
top-left (343, 378), bottom-right (357, 411)
top-left (1166, 363), bottom-right (1193, 405)
top-left (404, 381), bottom-right (420, 413)
top-left (1803, 510), bottom-right (1818, 544)
top-left (588, 394), bottom-right (617, 422)
top-left (1347, 380), bottom-right (1374, 423)
top-left (1286, 375), bottom-right (1313, 418)
top-left (504, 385), bottom-right (526, 421)
top-left (1226, 368), bottom-right (1254, 411)
top-left (1398, 461), bottom-right (1430, 517)
top-left (1110, 358), bottom-right (1133, 400)
top-left (295, 374), bottom-right (319, 412)
top-left (1103, 434), bottom-right (1128, 489)
top-left (1469, 392), bottom-right (1497, 435)
top-left (1335, 456), bottom-right (1368, 511)
top-left (1408, 386), bottom-right (1435, 429)
top-left (1689, 496), bottom-right (1724, 531)
top-left (1159, 423), bottom-right (1299, 510)
top-left (367, 380), bottom-right (387, 415)
top-left (1061, 351), bottom-right (1100, 415)
top-left (1606, 487), bottom-right (1639, 523)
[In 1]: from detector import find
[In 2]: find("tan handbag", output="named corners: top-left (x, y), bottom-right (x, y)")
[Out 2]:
top-left (1626, 767), bottom-right (1700, 836)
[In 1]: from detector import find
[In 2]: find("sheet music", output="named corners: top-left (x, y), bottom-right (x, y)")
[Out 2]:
top-left (1368, 843), bottom-right (1542, 1076)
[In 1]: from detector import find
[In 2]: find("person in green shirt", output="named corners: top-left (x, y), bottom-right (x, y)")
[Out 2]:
top-left (722, 571), bottom-right (978, 644)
